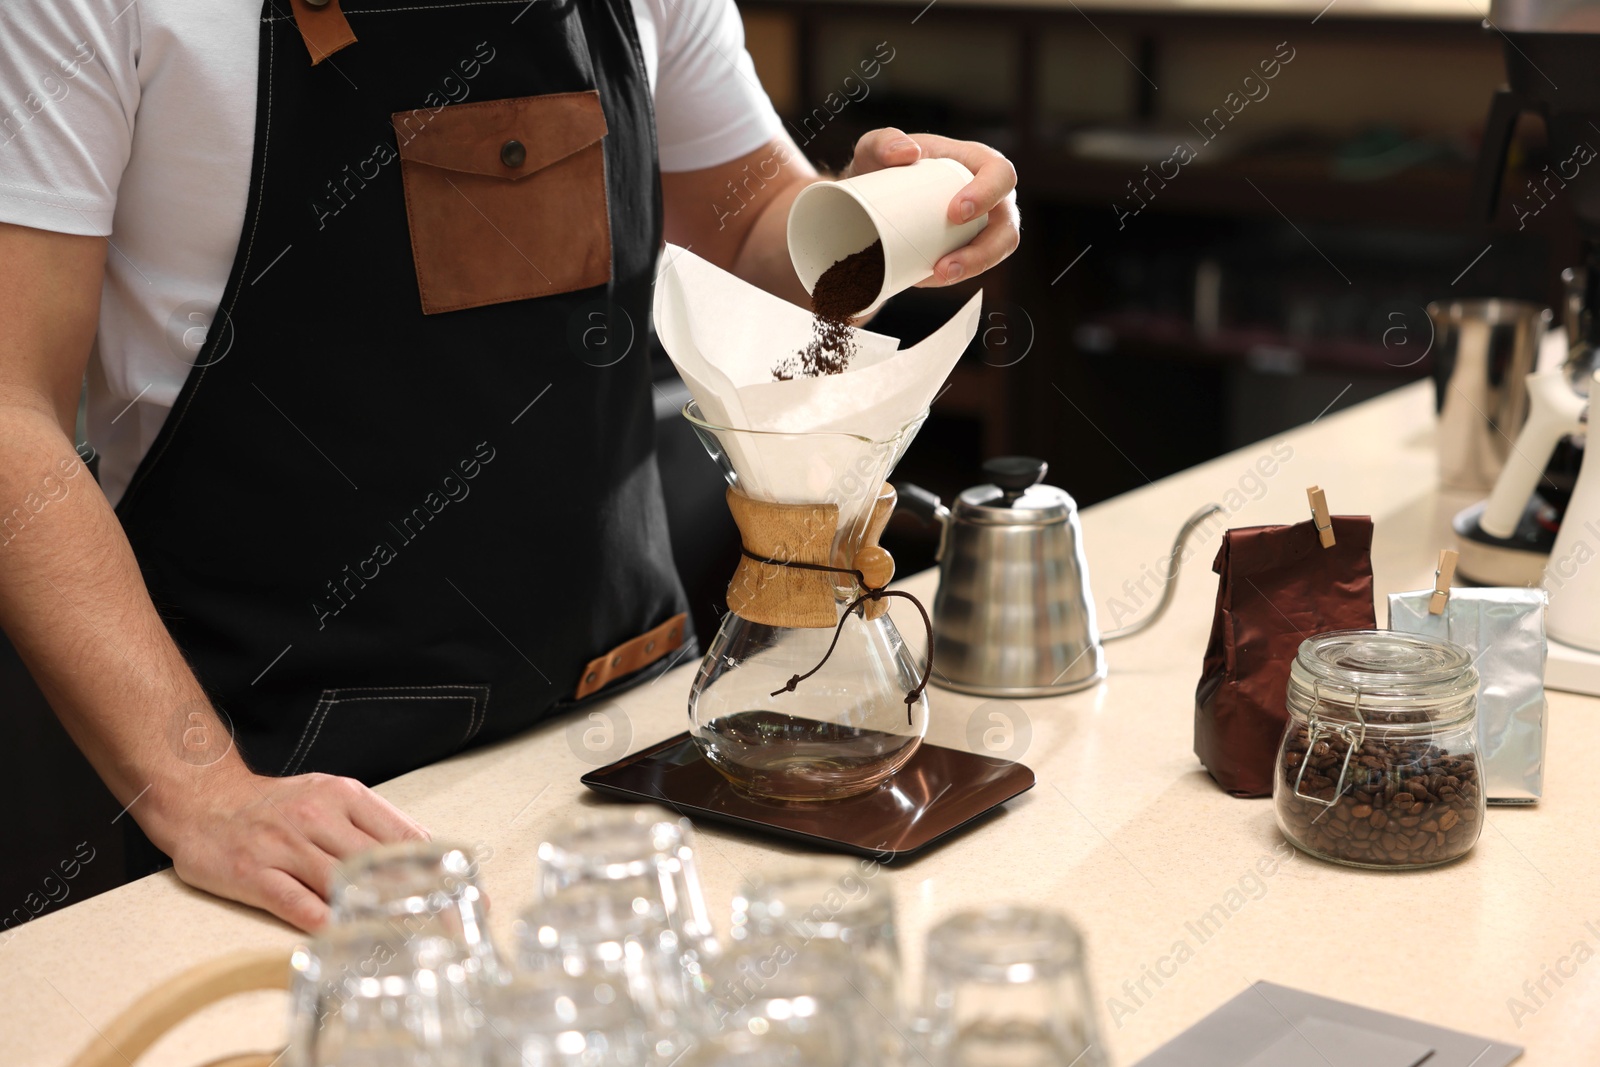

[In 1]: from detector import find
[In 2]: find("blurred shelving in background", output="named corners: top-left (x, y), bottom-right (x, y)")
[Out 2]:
top-left (738, 0), bottom-right (1569, 569)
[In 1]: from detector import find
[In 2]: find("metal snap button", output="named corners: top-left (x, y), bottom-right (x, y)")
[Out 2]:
top-left (585, 672), bottom-right (598, 685)
top-left (645, 641), bottom-right (656, 654)
top-left (303, 0), bottom-right (331, 7)
top-left (500, 139), bottom-right (526, 168)
top-left (611, 655), bottom-right (623, 668)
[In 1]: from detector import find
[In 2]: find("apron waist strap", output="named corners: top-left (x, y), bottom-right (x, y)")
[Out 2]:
top-left (575, 613), bottom-right (687, 700)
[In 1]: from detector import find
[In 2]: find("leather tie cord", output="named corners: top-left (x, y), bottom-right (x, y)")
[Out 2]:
top-left (738, 547), bottom-right (933, 724)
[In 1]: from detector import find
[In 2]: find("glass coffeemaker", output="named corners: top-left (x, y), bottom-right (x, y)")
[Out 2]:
top-left (682, 401), bottom-right (930, 802)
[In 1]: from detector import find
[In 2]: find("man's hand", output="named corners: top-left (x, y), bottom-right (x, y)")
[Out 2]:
top-left (662, 127), bottom-right (1018, 305)
top-left (845, 128), bottom-right (1020, 287)
top-left (146, 766), bottom-right (429, 931)
top-left (0, 220), bottom-right (431, 934)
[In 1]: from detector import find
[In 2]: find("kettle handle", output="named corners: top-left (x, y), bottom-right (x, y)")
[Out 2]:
top-left (1102, 504), bottom-right (1225, 642)
top-left (896, 482), bottom-right (952, 562)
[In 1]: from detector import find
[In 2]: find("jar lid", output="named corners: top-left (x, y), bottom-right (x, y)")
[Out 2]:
top-left (1288, 629), bottom-right (1478, 724)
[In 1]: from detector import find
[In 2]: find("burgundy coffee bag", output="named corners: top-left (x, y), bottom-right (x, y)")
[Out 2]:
top-left (1194, 515), bottom-right (1376, 797)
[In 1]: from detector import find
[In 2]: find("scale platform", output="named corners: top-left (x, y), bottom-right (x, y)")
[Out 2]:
top-left (1549, 636), bottom-right (1600, 697)
top-left (581, 732), bottom-right (1035, 862)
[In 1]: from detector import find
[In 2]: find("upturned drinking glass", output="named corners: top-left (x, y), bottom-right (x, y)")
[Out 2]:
top-left (674, 1026), bottom-right (841, 1067)
top-left (483, 968), bottom-right (653, 1067)
top-left (329, 840), bottom-right (503, 987)
top-left (724, 863), bottom-right (902, 1062)
top-left (534, 806), bottom-right (720, 1055)
top-left (700, 925), bottom-right (859, 1067)
top-left (285, 920), bottom-right (489, 1067)
top-left (918, 906), bottom-right (1107, 1067)
top-left (516, 885), bottom-right (697, 1061)
top-left (683, 400), bottom-right (930, 802)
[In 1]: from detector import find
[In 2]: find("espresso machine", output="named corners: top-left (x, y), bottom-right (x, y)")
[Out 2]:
top-left (1457, 0), bottom-right (1600, 584)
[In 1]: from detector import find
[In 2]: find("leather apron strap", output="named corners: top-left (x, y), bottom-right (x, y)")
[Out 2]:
top-left (287, 0), bottom-right (358, 65)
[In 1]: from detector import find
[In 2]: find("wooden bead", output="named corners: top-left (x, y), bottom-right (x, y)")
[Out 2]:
top-left (853, 545), bottom-right (895, 590)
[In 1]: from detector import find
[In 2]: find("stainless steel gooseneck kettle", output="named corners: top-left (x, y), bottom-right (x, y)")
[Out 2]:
top-left (901, 457), bottom-right (1221, 698)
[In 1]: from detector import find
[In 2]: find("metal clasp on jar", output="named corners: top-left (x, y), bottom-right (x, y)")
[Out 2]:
top-left (1293, 681), bottom-right (1369, 807)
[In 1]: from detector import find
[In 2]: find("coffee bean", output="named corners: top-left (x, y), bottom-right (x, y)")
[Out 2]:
top-left (1275, 725), bottom-right (1482, 868)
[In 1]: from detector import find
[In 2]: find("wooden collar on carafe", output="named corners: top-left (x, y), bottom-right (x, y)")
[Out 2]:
top-left (725, 483), bottom-right (896, 627)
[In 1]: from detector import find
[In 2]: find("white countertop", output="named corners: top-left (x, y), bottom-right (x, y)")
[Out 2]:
top-left (4, 380), bottom-right (1595, 1066)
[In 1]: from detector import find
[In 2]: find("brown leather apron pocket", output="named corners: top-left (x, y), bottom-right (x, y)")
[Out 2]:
top-left (391, 92), bottom-right (611, 315)
top-left (281, 684), bottom-right (491, 782)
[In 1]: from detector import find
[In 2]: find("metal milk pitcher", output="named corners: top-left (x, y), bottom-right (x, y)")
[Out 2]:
top-left (901, 458), bottom-right (1220, 698)
top-left (1429, 299), bottom-right (1546, 492)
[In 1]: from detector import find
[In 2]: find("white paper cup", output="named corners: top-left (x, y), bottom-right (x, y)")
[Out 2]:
top-left (787, 157), bottom-right (986, 317)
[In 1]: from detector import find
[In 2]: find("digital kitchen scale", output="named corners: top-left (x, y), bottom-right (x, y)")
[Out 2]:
top-left (581, 732), bottom-right (1035, 862)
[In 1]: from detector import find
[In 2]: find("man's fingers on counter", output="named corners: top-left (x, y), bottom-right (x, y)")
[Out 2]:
top-left (256, 867), bottom-right (331, 932)
top-left (342, 780), bottom-right (431, 844)
top-left (305, 816), bottom-right (382, 862)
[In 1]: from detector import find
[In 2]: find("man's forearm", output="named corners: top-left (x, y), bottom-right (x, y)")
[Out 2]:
top-left (0, 403), bottom-right (246, 829)
top-left (727, 150), bottom-right (885, 325)
top-left (729, 162), bottom-right (820, 308)
top-left (663, 134), bottom-right (824, 308)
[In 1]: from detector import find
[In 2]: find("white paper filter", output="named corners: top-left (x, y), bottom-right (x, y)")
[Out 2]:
top-left (652, 244), bottom-right (981, 525)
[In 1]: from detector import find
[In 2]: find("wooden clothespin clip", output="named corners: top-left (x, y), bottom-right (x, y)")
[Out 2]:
top-left (1306, 486), bottom-right (1335, 548)
top-left (1429, 548), bottom-right (1459, 615)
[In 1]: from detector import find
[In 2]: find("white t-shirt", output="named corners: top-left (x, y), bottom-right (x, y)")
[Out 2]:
top-left (0, 0), bottom-right (783, 504)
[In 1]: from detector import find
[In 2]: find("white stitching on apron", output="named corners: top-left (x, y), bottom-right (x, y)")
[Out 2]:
top-left (282, 687), bottom-right (334, 775)
top-left (283, 684), bottom-right (491, 773)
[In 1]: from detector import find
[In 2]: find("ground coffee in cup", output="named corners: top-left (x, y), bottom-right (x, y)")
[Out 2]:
top-left (775, 240), bottom-right (884, 380)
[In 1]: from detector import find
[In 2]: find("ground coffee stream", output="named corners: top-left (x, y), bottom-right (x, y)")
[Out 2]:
top-left (774, 240), bottom-right (885, 380)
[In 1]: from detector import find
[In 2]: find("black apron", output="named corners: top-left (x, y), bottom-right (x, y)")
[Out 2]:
top-left (115, 0), bottom-right (689, 787)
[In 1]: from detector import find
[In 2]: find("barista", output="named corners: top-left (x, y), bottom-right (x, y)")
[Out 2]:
top-left (0, 0), bottom-right (1019, 929)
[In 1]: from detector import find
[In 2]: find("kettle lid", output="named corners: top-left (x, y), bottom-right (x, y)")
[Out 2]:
top-left (955, 457), bottom-right (1076, 525)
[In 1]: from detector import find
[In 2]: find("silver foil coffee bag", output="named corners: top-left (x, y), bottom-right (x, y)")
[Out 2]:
top-left (1388, 586), bottom-right (1547, 804)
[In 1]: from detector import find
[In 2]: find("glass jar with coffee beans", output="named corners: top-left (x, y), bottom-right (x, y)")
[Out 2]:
top-left (1274, 630), bottom-right (1483, 870)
